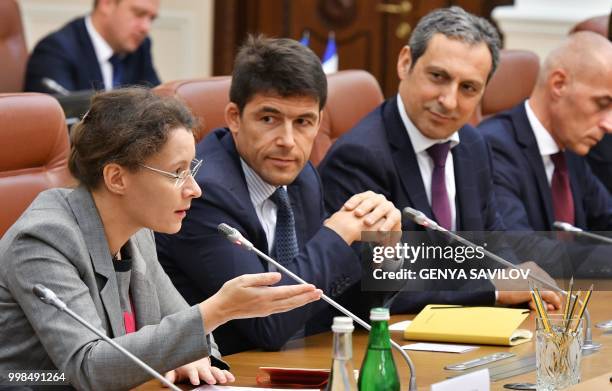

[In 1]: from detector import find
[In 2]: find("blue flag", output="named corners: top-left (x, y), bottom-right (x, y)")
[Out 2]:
top-left (299, 30), bottom-right (310, 47)
top-left (322, 32), bottom-right (338, 74)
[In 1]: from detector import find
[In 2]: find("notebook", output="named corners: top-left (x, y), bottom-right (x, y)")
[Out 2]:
top-left (403, 305), bottom-right (532, 346)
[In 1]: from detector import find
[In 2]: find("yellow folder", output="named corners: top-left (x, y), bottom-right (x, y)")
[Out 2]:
top-left (403, 305), bottom-right (532, 346)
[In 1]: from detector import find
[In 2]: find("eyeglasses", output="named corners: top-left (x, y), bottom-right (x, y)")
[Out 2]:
top-left (139, 158), bottom-right (203, 188)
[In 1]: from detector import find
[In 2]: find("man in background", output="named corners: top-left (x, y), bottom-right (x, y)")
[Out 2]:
top-left (479, 32), bottom-right (612, 277)
top-left (25, 0), bottom-right (160, 93)
top-left (319, 7), bottom-right (559, 312)
top-left (479, 32), bottom-right (612, 233)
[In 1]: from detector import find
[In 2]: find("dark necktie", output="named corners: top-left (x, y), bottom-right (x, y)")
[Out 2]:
top-left (550, 152), bottom-right (575, 224)
top-left (270, 187), bottom-right (299, 264)
top-left (109, 54), bottom-right (124, 89)
top-left (427, 142), bottom-right (452, 230)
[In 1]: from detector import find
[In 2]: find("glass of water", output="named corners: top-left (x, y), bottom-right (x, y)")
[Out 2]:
top-left (535, 314), bottom-right (583, 390)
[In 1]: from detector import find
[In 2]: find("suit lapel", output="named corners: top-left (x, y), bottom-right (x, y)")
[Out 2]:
top-left (67, 187), bottom-right (124, 337)
top-left (217, 130), bottom-right (270, 252)
top-left (513, 104), bottom-right (555, 225)
top-left (383, 97), bottom-right (433, 220)
top-left (127, 236), bottom-right (160, 327)
top-left (75, 18), bottom-right (105, 90)
top-left (452, 135), bottom-right (474, 230)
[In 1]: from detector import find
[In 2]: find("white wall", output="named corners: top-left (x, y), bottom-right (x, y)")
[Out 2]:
top-left (493, 0), bottom-right (611, 61)
top-left (18, 0), bottom-right (215, 82)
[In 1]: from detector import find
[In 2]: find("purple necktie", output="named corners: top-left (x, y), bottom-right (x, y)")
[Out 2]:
top-left (550, 152), bottom-right (575, 224)
top-left (427, 142), bottom-right (452, 230)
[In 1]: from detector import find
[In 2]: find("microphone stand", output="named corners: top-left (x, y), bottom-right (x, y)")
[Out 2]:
top-left (33, 284), bottom-right (182, 391)
top-left (218, 224), bottom-right (418, 391)
top-left (403, 208), bottom-right (601, 352)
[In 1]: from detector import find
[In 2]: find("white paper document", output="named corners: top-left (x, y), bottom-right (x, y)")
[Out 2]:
top-left (389, 319), bottom-right (412, 331)
top-left (401, 342), bottom-right (479, 353)
top-left (430, 368), bottom-right (490, 391)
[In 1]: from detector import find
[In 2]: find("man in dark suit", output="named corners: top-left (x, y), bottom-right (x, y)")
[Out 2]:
top-left (319, 7), bottom-right (559, 312)
top-left (586, 18), bottom-right (612, 193)
top-left (25, 0), bottom-right (160, 93)
top-left (155, 36), bottom-right (401, 355)
top-left (479, 32), bottom-right (612, 276)
top-left (479, 32), bottom-right (612, 232)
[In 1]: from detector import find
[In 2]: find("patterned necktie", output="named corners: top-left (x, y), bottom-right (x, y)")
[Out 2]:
top-left (550, 152), bottom-right (575, 224)
top-left (270, 187), bottom-right (299, 264)
top-left (427, 142), bottom-right (452, 230)
top-left (109, 54), bottom-right (124, 89)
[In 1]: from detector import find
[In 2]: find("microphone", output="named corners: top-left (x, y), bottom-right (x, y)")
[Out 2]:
top-left (403, 207), bottom-right (445, 231)
top-left (553, 221), bottom-right (612, 244)
top-left (41, 78), bottom-right (70, 96)
top-left (217, 223), bottom-right (418, 391)
top-left (403, 208), bottom-right (602, 352)
top-left (33, 284), bottom-right (182, 391)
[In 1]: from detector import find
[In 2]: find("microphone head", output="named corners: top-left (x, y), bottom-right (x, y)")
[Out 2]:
top-left (402, 207), bottom-right (424, 221)
top-left (553, 221), bottom-right (582, 232)
top-left (33, 284), bottom-right (49, 301)
top-left (402, 207), bottom-right (444, 231)
top-left (217, 223), bottom-right (237, 237)
top-left (217, 223), bottom-right (254, 249)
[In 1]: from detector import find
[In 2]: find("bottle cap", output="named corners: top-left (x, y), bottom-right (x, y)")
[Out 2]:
top-left (370, 307), bottom-right (390, 321)
top-left (332, 316), bottom-right (354, 332)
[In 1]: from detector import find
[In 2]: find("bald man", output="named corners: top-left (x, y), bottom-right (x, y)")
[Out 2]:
top-left (479, 31), bottom-right (612, 233)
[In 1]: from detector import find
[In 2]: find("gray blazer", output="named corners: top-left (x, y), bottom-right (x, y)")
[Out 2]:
top-left (0, 187), bottom-right (224, 390)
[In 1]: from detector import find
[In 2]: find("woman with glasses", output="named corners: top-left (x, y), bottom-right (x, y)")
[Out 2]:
top-left (0, 88), bottom-right (321, 390)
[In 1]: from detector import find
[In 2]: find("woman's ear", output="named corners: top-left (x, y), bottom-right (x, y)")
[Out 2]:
top-left (102, 163), bottom-right (128, 195)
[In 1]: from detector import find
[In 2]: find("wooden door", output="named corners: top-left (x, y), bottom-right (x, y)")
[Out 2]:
top-left (213, 0), bottom-right (512, 97)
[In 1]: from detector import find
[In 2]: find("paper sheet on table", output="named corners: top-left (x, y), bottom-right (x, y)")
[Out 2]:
top-left (389, 319), bottom-right (412, 331)
top-left (401, 342), bottom-right (478, 353)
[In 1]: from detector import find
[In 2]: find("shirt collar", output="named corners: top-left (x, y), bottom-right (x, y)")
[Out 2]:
top-left (525, 100), bottom-right (559, 157)
top-left (85, 15), bottom-right (114, 63)
top-left (396, 94), bottom-right (460, 154)
top-left (240, 158), bottom-right (279, 206)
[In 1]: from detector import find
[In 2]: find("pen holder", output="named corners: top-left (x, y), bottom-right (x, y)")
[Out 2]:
top-left (535, 315), bottom-right (583, 390)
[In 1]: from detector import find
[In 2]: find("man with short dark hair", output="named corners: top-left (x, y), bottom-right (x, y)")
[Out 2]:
top-left (156, 35), bottom-right (401, 355)
top-left (319, 7), bottom-right (559, 312)
top-left (25, 0), bottom-right (160, 93)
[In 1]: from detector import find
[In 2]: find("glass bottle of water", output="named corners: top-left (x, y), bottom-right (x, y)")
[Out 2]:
top-left (326, 316), bottom-right (358, 391)
top-left (358, 308), bottom-right (400, 391)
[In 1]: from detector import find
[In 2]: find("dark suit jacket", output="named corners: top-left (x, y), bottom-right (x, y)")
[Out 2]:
top-left (156, 128), bottom-right (364, 355)
top-left (25, 17), bottom-right (160, 92)
top-left (318, 96), bottom-right (500, 312)
top-left (587, 134), bottom-right (612, 195)
top-left (479, 102), bottom-right (612, 232)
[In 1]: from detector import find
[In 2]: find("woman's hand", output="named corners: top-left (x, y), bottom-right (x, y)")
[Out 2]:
top-left (199, 272), bottom-right (322, 333)
top-left (164, 357), bottom-right (235, 387)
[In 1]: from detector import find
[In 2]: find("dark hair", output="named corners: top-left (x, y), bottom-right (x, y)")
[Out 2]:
top-left (229, 34), bottom-right (327, 112)
top-left (408, 6), bottom-right (501, 82)
top-left (69, 87), bottom-right (196, 189)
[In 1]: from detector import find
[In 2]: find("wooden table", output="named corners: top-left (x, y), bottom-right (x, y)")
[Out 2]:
top-left (137, 290), bottom-right (612, 390)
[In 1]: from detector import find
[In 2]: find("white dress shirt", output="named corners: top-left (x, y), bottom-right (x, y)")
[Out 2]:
top-left (397, 95), bottom-right (460, 230)
top-left (525, 100), bottom-right (560, 185)
top-left (84, 16), bottom-right (114, 91)
top-left (240, 159), bottom-right (281, 254)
